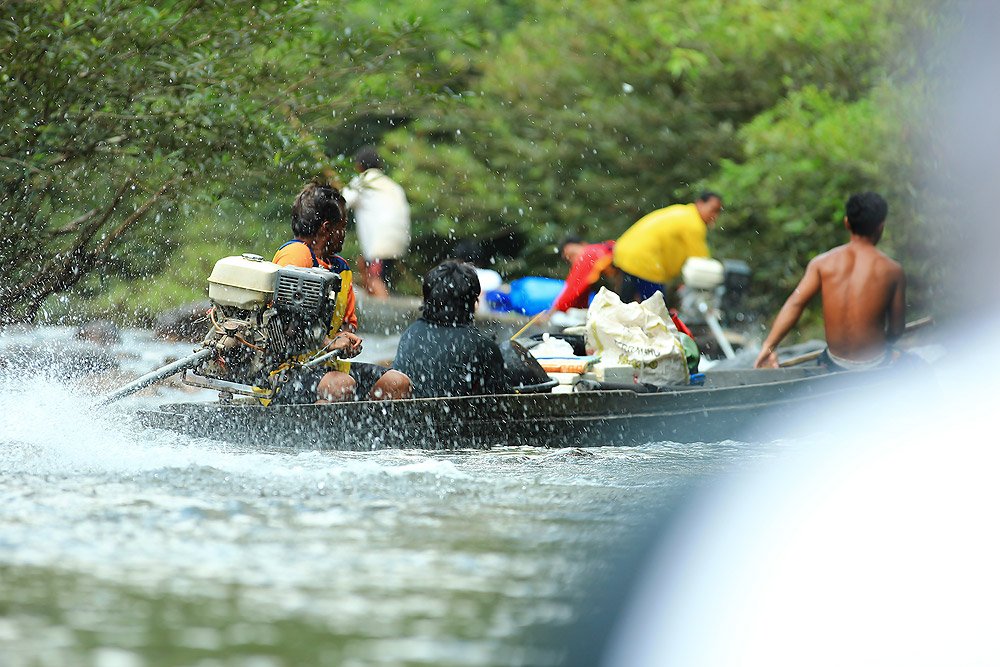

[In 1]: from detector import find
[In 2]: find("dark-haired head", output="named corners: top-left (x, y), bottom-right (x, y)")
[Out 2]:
top-left (453, 240), bottom-right (483, 266)
top-left (559, 235), bottom-right (587, 263)
top-left (422, 260), bottom-right (480, 327)
top-left (695, 191), bottom-right (724, 225)
top-left (697, 191), bottom-right (722, 204)
top-left (354, 145), bottom-right (385, 172)
top-left (845, 192), bottom-right (888, 238)
top-left (291, 183), bottom-right (346, 237)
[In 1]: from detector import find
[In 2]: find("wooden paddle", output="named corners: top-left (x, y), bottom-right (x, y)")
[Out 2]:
top-left (510, 310), bottom-right (547, 341)
top-left (779, 316), bottom-right (935, 368)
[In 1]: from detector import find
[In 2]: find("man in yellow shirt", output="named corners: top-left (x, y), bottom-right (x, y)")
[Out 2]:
top-left (613, 192), bottom-right (724, 301)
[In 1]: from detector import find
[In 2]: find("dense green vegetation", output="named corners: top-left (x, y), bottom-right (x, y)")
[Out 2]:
top-left (0, 0), bottom-right (441, 322)
top-left (1, 0), bottom-right (951, 334)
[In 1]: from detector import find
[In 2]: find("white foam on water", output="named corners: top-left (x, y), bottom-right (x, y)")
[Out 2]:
top-left (0, 367), bottom-right (472, 484)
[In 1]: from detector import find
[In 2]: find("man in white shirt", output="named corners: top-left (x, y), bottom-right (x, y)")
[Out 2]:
top-left (341, 145), bottom-right (411, 299)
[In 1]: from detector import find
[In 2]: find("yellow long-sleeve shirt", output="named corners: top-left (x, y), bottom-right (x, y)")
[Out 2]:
top-left (612, 203), bottom-right (710, 284)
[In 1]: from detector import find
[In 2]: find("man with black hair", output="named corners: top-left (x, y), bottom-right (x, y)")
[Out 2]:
top-left (272, 182), bottom-right (412, 403)
top-left (342, 145), bottom-right (411, 299)
top-left (393, 260), bottom-right (509, 398)
top-left (612, 192), bottom-right (724, 302)
top-left (754, 192), bottom-right (906, 370)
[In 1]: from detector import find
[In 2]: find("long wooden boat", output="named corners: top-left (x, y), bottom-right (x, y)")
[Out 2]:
top-left (137, 367), bottom-right (900, 450)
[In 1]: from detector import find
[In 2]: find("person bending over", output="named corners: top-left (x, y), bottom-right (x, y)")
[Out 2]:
top-left (551, 236), bottom-right (618, 312)
top-left (393, 260), bottom-right (509, 398)
top-left (612, 192), bottom-right (723, 302)
top-left (754, 192), bottom-right (905, 371)
top-left (272, 182), bottom-right (411, 402)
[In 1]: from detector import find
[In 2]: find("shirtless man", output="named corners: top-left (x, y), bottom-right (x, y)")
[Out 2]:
top-left (754, 192), bottom-right (905, 370)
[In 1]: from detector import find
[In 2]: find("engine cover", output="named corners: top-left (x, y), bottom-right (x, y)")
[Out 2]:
top-left (207, 254), bottom-right (281, 309)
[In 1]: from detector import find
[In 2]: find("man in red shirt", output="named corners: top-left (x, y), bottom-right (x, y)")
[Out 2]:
top-left (552, 236), bottom-right (695, 338)
top-left (551, 237), bottom-right (618, 312)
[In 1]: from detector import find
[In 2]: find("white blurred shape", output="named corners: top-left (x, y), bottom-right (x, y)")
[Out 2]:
top-left (604, 4), bottom-right (1000, 661)
top-left (604, 320), bottom-right (1000, 665)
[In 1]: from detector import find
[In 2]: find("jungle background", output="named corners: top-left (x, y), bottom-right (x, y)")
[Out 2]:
top-left (1, 0), bottom-right (954, 337)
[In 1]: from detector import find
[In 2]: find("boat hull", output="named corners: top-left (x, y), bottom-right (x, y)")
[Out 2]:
top-left (137, 368), bottom-right (897, 450)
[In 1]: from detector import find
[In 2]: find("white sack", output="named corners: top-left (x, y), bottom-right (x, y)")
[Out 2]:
top-left (585, 287), bottom-right (689, 386)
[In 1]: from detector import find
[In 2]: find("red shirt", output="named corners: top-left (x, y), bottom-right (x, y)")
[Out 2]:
top-left (552, 241), bottom-right (616, 312)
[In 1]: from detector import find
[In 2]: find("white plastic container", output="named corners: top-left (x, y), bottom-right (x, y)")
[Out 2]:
top-left (208, 254), bottom-right (281, 309)
top-left (681, 257), bottom-right (725, 290)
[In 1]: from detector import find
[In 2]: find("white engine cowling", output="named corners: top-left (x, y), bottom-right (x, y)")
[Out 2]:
top-left (207, 254), bottom-right (281, 309)
top-left (681, 257), bottom-right (725, 291)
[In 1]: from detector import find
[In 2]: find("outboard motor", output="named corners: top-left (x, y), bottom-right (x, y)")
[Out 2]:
top-left (96, 253), bottom-right (342, 407)
top-left (185, 253), bottom-right (341, 398)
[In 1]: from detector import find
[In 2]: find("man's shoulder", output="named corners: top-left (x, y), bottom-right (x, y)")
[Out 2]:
top-left (812, 244), bottom-right (846, 263)
top-left (630, 204), bottom-right (689, 230)
top-left (273, 240), bottom-right (312, 267)
top-left (587, 241), bottom-right (615, 253)
top-left (399, 320), bottom-right (495, 354)
top-left (814, 244), bottom-right (903, 273)
top-left (328, 254), bottom-right (351, 273)
top-left (656, 203), bottom-right (701, 227)
top-left (874, 250), bottom-right (904, 276)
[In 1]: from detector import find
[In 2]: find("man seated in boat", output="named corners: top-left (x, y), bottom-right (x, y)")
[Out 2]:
top-left (393, 260), bottom-right (509, 398)
top-left (754, 192), bottom-right (906, 371)
top-left (272, 182), bottom-right (412, 402)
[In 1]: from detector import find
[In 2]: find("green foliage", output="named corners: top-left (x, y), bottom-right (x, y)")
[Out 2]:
top-left (0, 0), bottom-right (436, 322)
top-left (383, 0), bottom-right (947, 328)
top-left (3, 0), bottom-right (950, 331)
top-left (388, 0), bottom-right (925, 244)
top-left (712, 84), bottom-right (945, 326)
top-left (712, 88), bottom-right (885, 317)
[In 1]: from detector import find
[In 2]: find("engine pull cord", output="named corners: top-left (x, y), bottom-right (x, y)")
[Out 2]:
top-left (235, 335), bottom-right (264, 352)
top-left (208, 306), bottom-right (225, 334)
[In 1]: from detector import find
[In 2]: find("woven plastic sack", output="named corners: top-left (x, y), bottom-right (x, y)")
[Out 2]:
top-left (585, 287), bottom-right (689, 386)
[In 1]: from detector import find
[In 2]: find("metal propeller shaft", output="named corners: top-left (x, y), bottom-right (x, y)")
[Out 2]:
top-left (97, 348), bottom-right (215, 407)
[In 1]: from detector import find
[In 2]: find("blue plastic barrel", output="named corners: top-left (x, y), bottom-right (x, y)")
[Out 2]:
top-left (508, 277), bottom-right (566, 315)
top-left (484, 290), bottom-right (514, 313)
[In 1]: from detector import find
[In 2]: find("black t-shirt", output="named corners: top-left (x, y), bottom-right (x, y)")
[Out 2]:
top-left (394, 319), bottom-right (509, 398)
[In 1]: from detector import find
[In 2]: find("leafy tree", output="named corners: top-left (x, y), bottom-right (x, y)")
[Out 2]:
top-left (388, 2), bottom-right (900, 237)
top-left (381, 0), bottom-right (946, 323)
top-left (0, 0), bottom-right (431, 323)
top-left (710, 3), bottom-right (953, 326)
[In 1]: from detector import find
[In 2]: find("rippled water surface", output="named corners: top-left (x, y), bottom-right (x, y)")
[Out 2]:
top-left (0, 326), bottom-right (786, 666)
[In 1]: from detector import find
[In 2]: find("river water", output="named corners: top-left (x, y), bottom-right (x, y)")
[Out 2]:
top-left (0, 325), bottom-right (787, 667)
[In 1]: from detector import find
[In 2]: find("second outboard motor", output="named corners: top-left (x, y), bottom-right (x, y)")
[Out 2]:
top-left (721, 259), bottom-right (753, 328)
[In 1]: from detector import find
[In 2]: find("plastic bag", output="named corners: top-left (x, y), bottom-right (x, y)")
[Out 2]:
top-left (585, 287), bottom-right (689, 386)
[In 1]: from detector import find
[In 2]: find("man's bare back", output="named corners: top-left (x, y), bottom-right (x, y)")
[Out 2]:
top-left (754, 192), bottom-right (905, 369)
top-left (811, 241), bottom-right (904, 360)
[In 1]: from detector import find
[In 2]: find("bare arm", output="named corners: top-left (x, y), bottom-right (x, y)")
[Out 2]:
top-left (754, 259), bottom-right (822, 368)
top-left (887, 268), bottom-right (906, 342)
